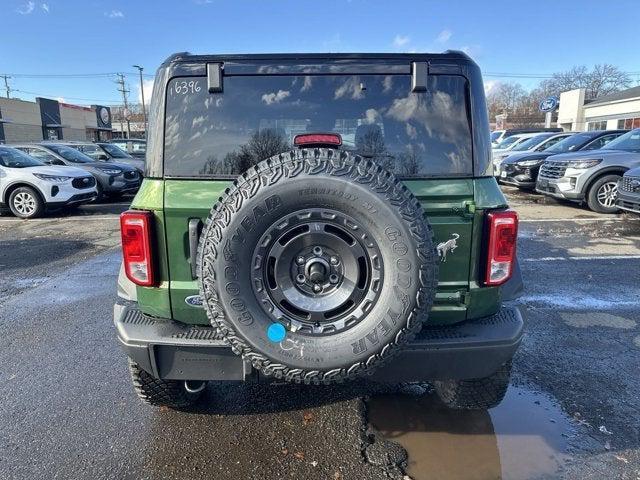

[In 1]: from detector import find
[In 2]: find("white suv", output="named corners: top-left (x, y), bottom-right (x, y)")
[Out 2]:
top-left (0, 145), bottom-right (98, 218)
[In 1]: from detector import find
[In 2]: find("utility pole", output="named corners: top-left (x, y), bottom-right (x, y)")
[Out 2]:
top-left (1, 75), bottom-right (11, 99)
top-left (132, 65), bottom-right (147, 137)
top-left (115, 73), bottom-right (131, 138)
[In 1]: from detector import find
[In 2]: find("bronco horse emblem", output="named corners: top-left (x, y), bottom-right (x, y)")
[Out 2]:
top-left (437, 233), bottom-right (460, 262)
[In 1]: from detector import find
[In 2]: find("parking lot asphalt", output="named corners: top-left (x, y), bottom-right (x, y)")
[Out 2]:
top-left (1, 190), bottom-right (639, 480)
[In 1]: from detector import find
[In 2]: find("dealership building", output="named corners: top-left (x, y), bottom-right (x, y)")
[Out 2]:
top-left (557, 85), bottom-right (640, 132)
top-left (0, 97), bottom-right (113, 144)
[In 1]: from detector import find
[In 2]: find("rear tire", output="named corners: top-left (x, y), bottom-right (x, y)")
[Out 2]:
top-left (586, 174), bottom-right (621, 214)
top-left (434, 361), bottom-right (512, 410)
top-left (8, 186), bottom-right (45, 219)
top-left (128, 359), bottom-right (205, 408)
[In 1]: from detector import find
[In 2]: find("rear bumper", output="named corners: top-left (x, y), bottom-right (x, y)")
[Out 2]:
top-left (114, 302), bottom-right (524, 382)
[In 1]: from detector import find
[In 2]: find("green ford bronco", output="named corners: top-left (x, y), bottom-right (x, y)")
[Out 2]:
top-left (115, 52), bottom-right (523, 410)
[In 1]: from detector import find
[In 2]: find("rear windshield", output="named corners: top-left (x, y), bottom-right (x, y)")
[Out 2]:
top-left (164, 74), bottom-right (472, 177)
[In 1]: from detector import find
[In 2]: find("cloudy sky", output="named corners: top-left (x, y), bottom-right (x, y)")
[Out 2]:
top-left (1, 0), bottom-right (638, 105)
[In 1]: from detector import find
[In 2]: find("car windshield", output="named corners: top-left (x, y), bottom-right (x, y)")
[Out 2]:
top-left (603, 129), bottom-right (640, 152)
top-left (99, 143), bottom-right (131, 158)
top-left (164, 74), bottom-right (473, 177)
top-left (511, 134), bottom-right (552, 151)
top-left (490, 131), bottom-right (503, 142)
top-left (45, 145), bottom-right (94, 163)
top-left (0, 146), bottom-right (44, 168)
top-left (495, 136), bottom-right (521, 149)
top-left (544, 133), bottom-right (595, 153)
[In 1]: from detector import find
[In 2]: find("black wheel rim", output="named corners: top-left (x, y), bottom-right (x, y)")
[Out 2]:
top-left (252, 209), bottom-right (384, 336)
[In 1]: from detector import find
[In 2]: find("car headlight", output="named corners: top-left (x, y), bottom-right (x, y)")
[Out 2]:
top-left (566, 159), bottom-right (602, 169)
top-left (97, 168), bottom-right (123, 175)
top-left (33, 173), bottom-right (72, 183)
top-left (515, 159), bottom-right (543, 167)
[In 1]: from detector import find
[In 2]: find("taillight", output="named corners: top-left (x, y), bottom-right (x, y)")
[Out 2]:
top-left (120, 210), bottom-right (156, 287)
top-left (484, 210), bottom-right (518, 286)
top-left (294, 133), bottom-right (342, 148)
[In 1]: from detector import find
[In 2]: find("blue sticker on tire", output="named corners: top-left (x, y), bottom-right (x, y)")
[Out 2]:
top-left (267, 323), bottom-right (286, 343)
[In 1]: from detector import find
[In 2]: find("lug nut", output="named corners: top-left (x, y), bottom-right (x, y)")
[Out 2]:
top-left (329, 274), bottom-right (339, 284)
top-left (313, 246), bottom-right (323, 256)
top-left (313, 284), bottom-right (322, 293)
top-left (296, 274), bottom-right (306, 284)
top-left (330, 256), bottom-right (339, 265)
top-left (296, 256), bottom-right (305, 265)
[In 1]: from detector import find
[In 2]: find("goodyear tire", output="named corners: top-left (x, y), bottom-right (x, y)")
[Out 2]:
top-left (434, 361), bottom-right (512, 410)
top-left (197, 149), bottom-right (438, 384)
top-left (128, 359), bottom-right (205, 408)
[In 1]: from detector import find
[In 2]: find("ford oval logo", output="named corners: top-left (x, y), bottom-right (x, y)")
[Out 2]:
top-left (185, 295), bottom-right (204, 307)
top-left (539, 96), bottom-right (559, 112)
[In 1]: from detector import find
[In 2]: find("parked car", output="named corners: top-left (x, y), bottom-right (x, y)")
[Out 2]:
top-left (63, 141), bottom-right (145, 173)
top-left (108, 139), bottom-right (146, 158)
top-left (491, 127), bottom-right (563, 146)
top-left (114, 51), bottom-right (524, 411)
top-left (617, 165), bottom-right (640, 214)
top-left (499, 130), bottom-right (627, 190)
top-left (492, 132), bottom-right (540, 154)
top-left (0, 145), bottom-right (97, 218)
top-left (537, 128), bottom-right (640, 213)
top-left (492, 132), bottom-right (575, 175)
top-left (11, 143), bottom-right (142, 201)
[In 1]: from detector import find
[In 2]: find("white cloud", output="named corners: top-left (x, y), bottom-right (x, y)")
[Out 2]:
top-left (364, 108), bottom-right (380, 124)
top-left (261, 90), bottom-right (290, 105)
top-left (436, 29), bottom-right (452, 43)
top-left (460, 44), bottom-right (482, 58)
top-left (17, 1), bottom-right (35, 14)
top-left (41, 3), bottom-right (49, 12)
top-left (106, 10), bottom-right (124, 18)
top-left (137, 78), bottom-right (154, 104)
top-left (301, 76), bottom-right (313, 92)
top-left (392, 35), bottom-right (410, 48)
top-left (484, 80), bottom-right (497, 95)
top-left (334, 77), bottom-right (364, 100)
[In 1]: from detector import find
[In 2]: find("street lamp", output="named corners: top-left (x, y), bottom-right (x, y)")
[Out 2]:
top-left (132, 65), bottom-right (147, 137)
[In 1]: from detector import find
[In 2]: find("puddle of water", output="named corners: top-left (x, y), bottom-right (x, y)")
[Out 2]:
top-left (367, 385), bottom-right (574, 480)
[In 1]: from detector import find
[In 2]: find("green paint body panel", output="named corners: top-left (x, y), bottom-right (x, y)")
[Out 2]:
top-left (130, 176), bottom-right (507, 326)
top-left (130, 179), bottom-right (173, 318)
top-left (132, 178), bottom-right (507, 324)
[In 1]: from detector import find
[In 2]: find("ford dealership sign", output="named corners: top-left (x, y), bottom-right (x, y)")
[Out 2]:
top-left (539, 96), bottom-right (559, 112)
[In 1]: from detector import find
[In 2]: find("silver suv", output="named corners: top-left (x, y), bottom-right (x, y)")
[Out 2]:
top-left (617, 165), bottom-right (640, 214)
top-left (536, 129), bottom-right (640, 213)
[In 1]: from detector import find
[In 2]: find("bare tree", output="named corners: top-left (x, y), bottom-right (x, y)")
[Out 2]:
top-left (538, 64), bottom-right (632, 100)
top-left (486, 64), bottom-right (632, 127)
top-left (487, 82), bottom-right (544, 127)
top-left (200, 129), bottom-right (289, 175)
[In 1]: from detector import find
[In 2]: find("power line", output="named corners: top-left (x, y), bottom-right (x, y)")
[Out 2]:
top-left (1, 69), bottom-right (638, 80)
top-left (2, 75), bottom-right (12, 98)
top-left (12, 89), bottom-right (121, 103)
top-left (0, 71), bottom-right (154, 79)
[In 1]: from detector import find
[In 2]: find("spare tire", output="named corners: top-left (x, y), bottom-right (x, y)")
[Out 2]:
top-left (197, 148), bottom-right (438, 384)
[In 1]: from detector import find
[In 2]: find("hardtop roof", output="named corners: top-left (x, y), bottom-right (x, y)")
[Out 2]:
top-left (161, 50), bottom-right (475, 66)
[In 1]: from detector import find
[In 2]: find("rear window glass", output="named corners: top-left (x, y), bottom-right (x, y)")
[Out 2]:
top-left (164, 74), bottom-right (472, 177)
